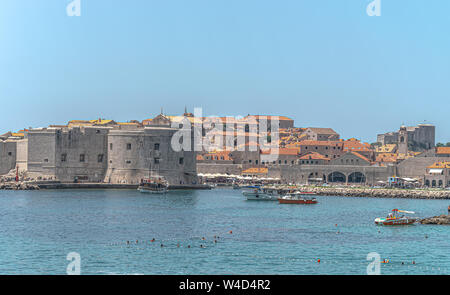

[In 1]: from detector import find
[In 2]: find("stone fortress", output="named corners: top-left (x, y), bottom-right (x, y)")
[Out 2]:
top-left (0, 111), bottom-right (447, 188)
top-left (0, 118), bottom-right (198, 186)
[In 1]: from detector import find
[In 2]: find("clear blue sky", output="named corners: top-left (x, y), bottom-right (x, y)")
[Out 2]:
top-left (1, 0), bottom-right (449, 143)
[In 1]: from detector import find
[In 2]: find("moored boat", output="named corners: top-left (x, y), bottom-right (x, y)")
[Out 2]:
top-left (374, 209), bottom-right (417, 225)
top-left (138, 177), bottom-right (168, 194)
top-left (242, 186), bottom-right (277, 201)
top-left (278, 192), bottom-right (318, 204)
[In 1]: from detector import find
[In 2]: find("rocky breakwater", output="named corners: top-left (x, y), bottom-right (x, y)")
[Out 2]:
top-left (0, 182), bottom-right (40, 190)
top-left (420, 215), bottom-right (450, 225)
top-left (301, 186), bottom-right (450, 199)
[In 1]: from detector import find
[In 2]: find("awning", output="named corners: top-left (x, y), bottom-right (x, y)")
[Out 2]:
top-left (401, 177), bottom-right (418, 182)
top-left (429, 169), bottom-right (443, 174)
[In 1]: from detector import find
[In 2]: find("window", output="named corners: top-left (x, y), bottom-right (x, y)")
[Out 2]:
top-left (98, 154), bottom-right (104, 163)
top-left (61, 154), bottom-right (67, 162)
top-left (154, 143), bottom-right (160, 150)
top-left (154, 157), bottom-right (160, 164)
top-left (110, 143), bottom-right (113, 150)
top-left (126, 160), bottom-right (131, 164)
top-left (44, 159), bottom-right (49, 163)
top-left (80, 154), bottom-right (85, 162)
top-left (8, 152), bottom-right (12, 156)
top-left (127, 143), bottom-right (132, 150)
top-left (179, 157), bottom-right (184, 165)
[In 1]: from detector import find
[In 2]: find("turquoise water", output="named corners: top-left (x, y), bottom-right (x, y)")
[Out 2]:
top-left (0, 188), bottom-right (449, 275)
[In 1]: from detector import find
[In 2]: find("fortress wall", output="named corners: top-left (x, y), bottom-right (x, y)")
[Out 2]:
top-left (26, 129), bottom-right (57, 177)
top-left (54, 127), bottom-right (109, 182)
top-left (0, 140), bottom-right (17, 175)
top-left (105, 127), bottom-right (197, 185)
top-left (16, 139), bottom-right (28, 172)
top-left (197, 163), bottom-right (243, 175)
top-left (396, 156), bottom-right (449, 178)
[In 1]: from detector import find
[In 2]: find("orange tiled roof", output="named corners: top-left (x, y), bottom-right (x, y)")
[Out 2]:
top-left (260, 147), bottom-right (299, 156)
top-left (436, 147), bottom-right (450, 155)
top-left (343, 139), bottom-right (372, 152)
top-left (299, 140), bottom-right (343, 147)
top-left (307, 127), bottom-right (338, 135)
top-left (242, 167), bottom-right (268, 174)
top-left (246, 115), bottom-right (293, 121)
top-left (299, 152), bottom-right (329, 161)
top-left (350, 151), bottom-right (371, 163)
top-left (427, 161), bottom-right (450, 169)
top-left (376, 153), bottom-right (398, 163)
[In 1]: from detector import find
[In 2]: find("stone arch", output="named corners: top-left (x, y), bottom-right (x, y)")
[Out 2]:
top-left (328, 171), bottom-right (346, 183)
top-left (348, 172), bottom-right (366, 183)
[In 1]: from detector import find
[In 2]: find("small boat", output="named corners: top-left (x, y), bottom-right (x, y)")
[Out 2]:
top-left (374, 209), bottom-right (417, 225)
top-left (278, 192), bottom-right (318, 204)
top-left (242, 186), bottom-right (277, 201)
top-left (138, 178), bottom-right (168, 194)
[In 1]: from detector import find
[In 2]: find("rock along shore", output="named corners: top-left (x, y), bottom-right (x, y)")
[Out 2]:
top-left (300, 186), bottom-right (450, 200)
top-left (0, 182), bottom-right (40, 190)
top-left (420, 215), bottom-right (450, 225)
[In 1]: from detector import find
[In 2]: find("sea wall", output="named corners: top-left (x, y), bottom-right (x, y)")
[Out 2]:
top-left (301, 186), bottom-right (450, 199)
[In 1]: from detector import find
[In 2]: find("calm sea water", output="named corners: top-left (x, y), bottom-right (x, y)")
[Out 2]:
top-left (0, 188), bottom-right (449, 275)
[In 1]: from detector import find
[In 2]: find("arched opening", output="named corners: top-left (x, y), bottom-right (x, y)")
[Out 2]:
top-left (348, 172), bottom-right (366, 183)
top-left (432, 180), bottom-right (436, 187)
top-left (328, 171), bottom-right (346, 183)
top-left (425, 179), bottom-right (430, 187)
top-left (438, 180), bottom-right (443, 187)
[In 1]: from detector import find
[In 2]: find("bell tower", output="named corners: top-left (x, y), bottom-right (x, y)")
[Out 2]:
top-left (398, 125), bottom-right (408, 154)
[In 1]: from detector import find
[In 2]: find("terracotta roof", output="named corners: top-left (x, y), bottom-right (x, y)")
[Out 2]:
top-left (436, 147), bottom-right (450, 155)
top-left (260, 147), bottom-right (299, 156)
top-left (350, 152), bottom-right (371, 163)
top-left (242, 167), bottom-right (268, 174)
top-left (375, 144), bottom-right (397, 153)
top-left (343, 140), bottom-right (372, 152)
top-left (428, 161), bottom-right (450, 169)
top-left (307, 127), bottom-right (338, 135)
top-left (89, 119), bottom-right (115, 125)
top-left (245, 115), bottom-right (293, 121)
top-left (299, 140), bottom-right (343, 147)
top-left (299, 152), bottom-right (329, 161)
top-left (375, 153), bottom-right (398, 163)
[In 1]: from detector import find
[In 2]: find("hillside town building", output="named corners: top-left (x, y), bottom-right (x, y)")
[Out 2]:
top-left (0, 111), bottom-right (446, 188)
